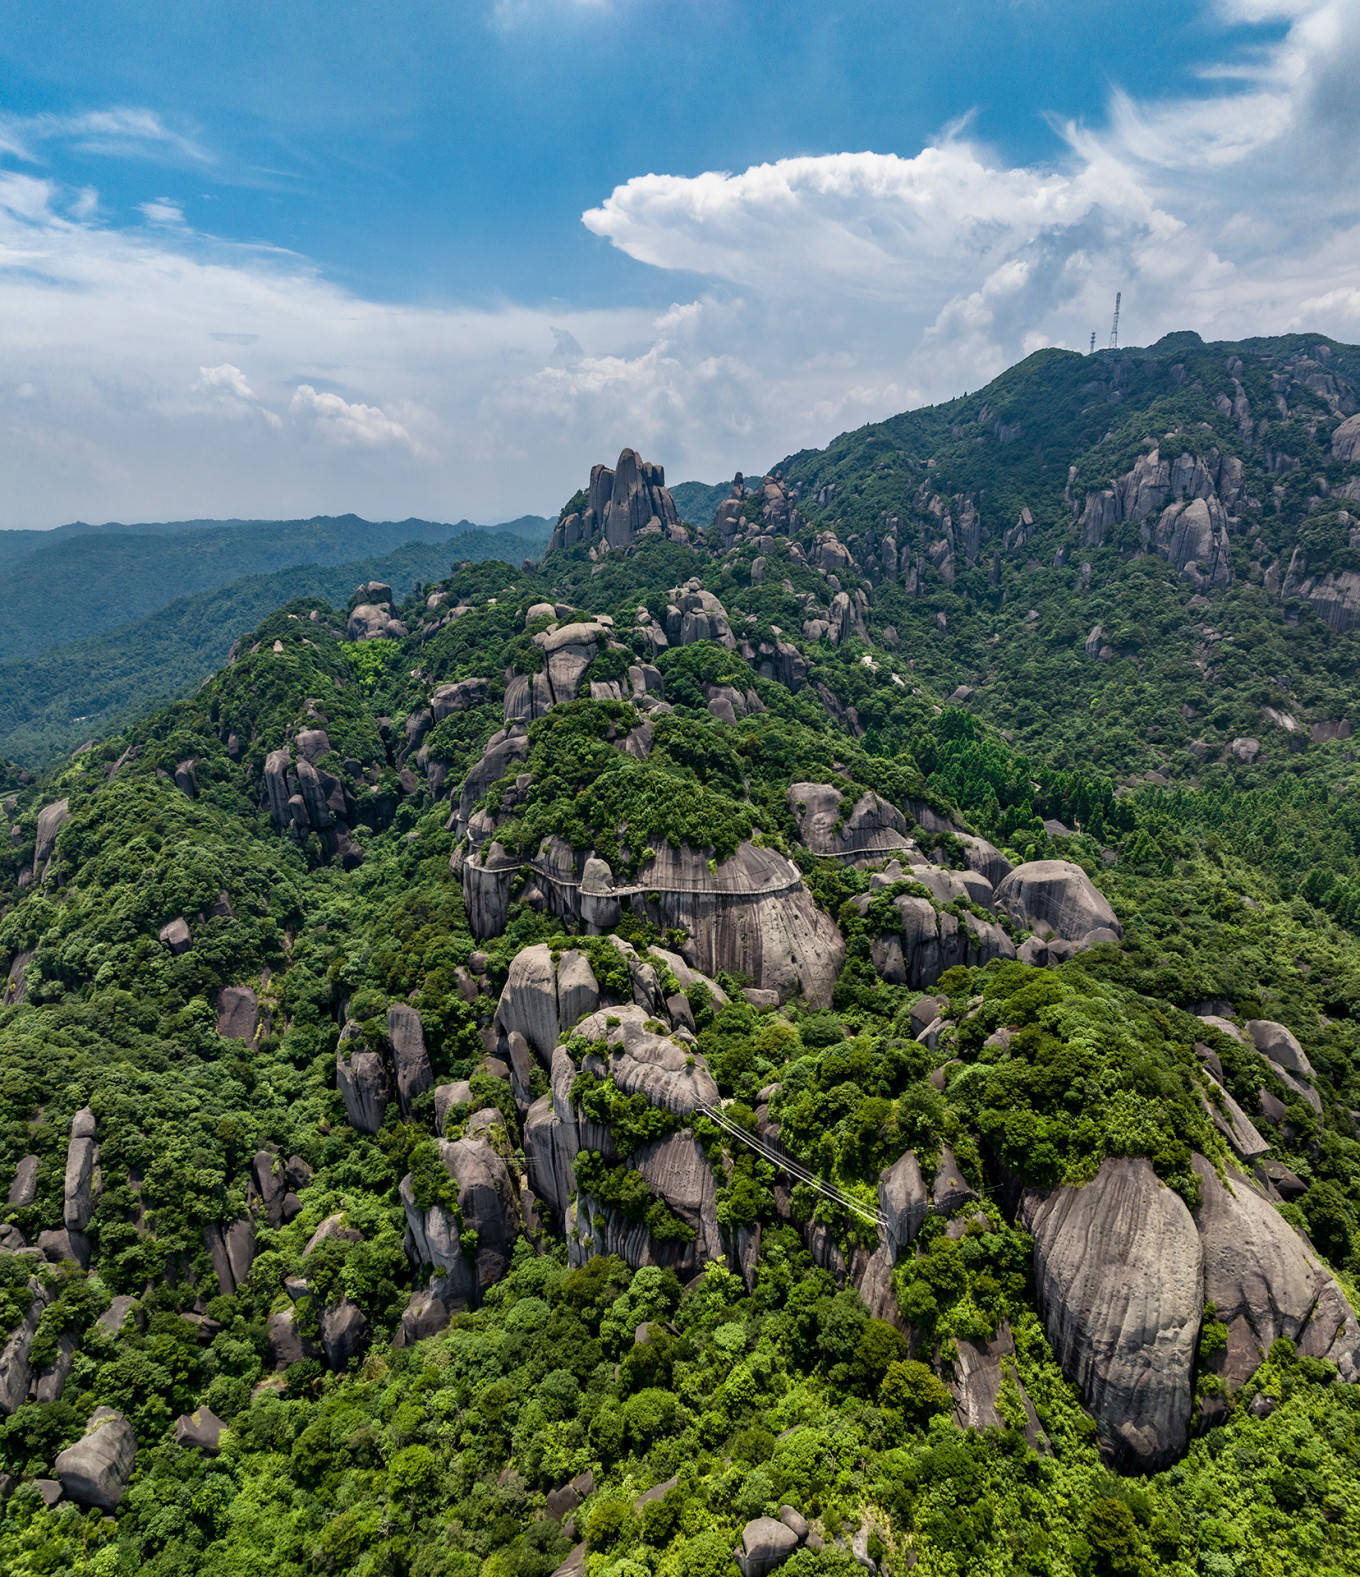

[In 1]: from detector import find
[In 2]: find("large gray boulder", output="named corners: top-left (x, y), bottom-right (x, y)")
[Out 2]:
top-left (629, 842), bottom-right (844, 1007)
top-left (736, 1516), bottom-right (800, 1577)
top-left (336, 1023), bottom-right (389, 1133)
top-left (63, 1109), bottom-right (99, 1233)
top-left (0, 1279), bottom-right (49, 1415)
top-left (175, 1407), bottom-right (224, 1454)
top-left (495, 944), bottom-right (570, 1063)
top-left (1245, 1020), bottom-right (1313, 1079)
top-left (217, 985), bottom-right (260, 1045)
top-left (7, 1155), bottom-right (38, 1208)
top-left (204, 1218), bottom-right (255, 1296)
top-left (952, 1320), bottom-right (1045, 1448)
top-left (55, 1407), bottom-right (136, 1511)
top-left (1192, 1155), bottom-right (1360, 1388)
top-left (878, 1150), bottom-right (927, 1258)
top-left (1021, 1158), bottom-right (1201, 1471)
top-left (320, 1299), bottom-right (370, 1368)
top-left (388, 1004), bottom-right (433, 1119)
top-left (995, 860), bottom-right (1121, 942)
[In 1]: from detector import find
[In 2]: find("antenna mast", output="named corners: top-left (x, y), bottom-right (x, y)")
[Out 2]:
top-left (1089, 331), bottom-right (1096, 355)
top-left (1108, 291), bottom-right (1121, 350)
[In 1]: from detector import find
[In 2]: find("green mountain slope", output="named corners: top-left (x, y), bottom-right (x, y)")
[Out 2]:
top-left (0, 524), bottom-right (549, 767)
top-left (0, 512), bottom-right (551, 664)
top-left (0, 338), bottom-right (1359, 1575)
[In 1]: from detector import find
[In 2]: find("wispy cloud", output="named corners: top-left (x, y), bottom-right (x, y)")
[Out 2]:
top-left (0, 106), bottom-right (211, 167)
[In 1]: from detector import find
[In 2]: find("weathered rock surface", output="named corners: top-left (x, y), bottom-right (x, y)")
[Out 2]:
top-left (217, 985), bottom-right (260, 1044)
top-left (861, 892), bottom-right (1014, 989)
top-left (336, 1023), bottom-right (389, 1134)
top-left (55, 1407), bottom-right (136, 1511)
top-left (495, 943), bottom-right (600, 1063)
top-left (736, 1516), bottom-right (801, 1577)
top-left (0, 1280), bottom-right (48, 1415)
top-left (952, 1320), bottom-right (1044, 1448)
top-left (205, 1218), bottom-right (255, 1296)
top-left (995, 860), bottom-right (1121, 942)
top-left (1245, 1020), bottom-right (1313, 1079)
top-left (1192, 1155), bottom-right (1360, 1388)
top-left (788, 783), bottom-right (915, 861)
top-left (320, 1299), bottom-right (370, 1368)
top-left (63, 1108), bottom-right (99, 1233)
top-left (1022, 1158), bottom-right (1201, 1470)
top-left (175, 1407), bottom-right (224, 1454)
top-left (32, 799), bottom-right (69, 878)
top-left (388, 1004), bottom-right (433, 1119)
top-left (159, 916), bottom-right (192, 955)
top-left (551, 448), bottom-right (684, 552)
top-left (400, 1137), bottom-right (520, 1304)
top-left (879, 1150), bottom-right (927, 1257)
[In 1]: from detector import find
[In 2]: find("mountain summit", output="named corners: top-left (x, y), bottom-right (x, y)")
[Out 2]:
top-left (0, 334), bottom-right (1359, 1571)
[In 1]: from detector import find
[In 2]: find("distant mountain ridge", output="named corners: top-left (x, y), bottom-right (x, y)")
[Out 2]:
top-left (0, 512), bottom-right (551, 664)
top-left (0, 516), bottom-right (550, 764)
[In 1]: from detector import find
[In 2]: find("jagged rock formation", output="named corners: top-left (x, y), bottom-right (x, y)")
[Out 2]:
top-left (856, 889), bottom-right (1014, 990)
top-left (261, 741), bottom-right (364, 868)
top-left (550, 449), bottom-right (685, 552)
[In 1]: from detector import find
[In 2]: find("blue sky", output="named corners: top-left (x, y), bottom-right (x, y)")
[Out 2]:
top-left (0, 0), bottom-right (1355, 529)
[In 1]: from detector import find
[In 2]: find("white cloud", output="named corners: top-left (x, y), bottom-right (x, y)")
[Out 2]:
top-left (3, 2), bottom-right (1360, 532)
top-left (289, 384), bottom-right (417, 450)
top-left (198, 362), bottom-right (256, 400)
top-left (139, 197), bottom-right (185, 226)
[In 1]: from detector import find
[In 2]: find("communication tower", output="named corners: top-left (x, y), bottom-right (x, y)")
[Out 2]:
top-left (1089, 331), bottom-right (1096, 355)
top-left (1108, 291), bottom-right (1122, 350)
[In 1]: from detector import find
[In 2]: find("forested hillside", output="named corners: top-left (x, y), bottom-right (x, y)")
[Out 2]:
top-left (0, 523), bottom-right (550, 767)
top-left (0, 334), bottom-right (1359, 1577)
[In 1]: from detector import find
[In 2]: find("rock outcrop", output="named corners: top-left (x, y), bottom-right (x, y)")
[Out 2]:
top-left (1192, 1155), bottom-right (1359, 1388)
top-left (387, 1004), bottom-right (433, 1119)
top-left (550, 449), bottom-right (684, 552)
top-left (32, 799), bottom-right (69, 880)
top-left (216, 985), bottom-right (260, 1045)
top-left (788, 783), bottom-right (916, 862)
top-left (63, 1107), bottom-right (99, 1234)
top-left (400, 1136), bottom-right (521, 1306)
top-left (336, 1023), bottom-right (389, 1134)
top-left (0, 1280), bottom-right (49, 1415)
top-left (175, 1407), bottom-right (224, 1454)
top-left (735, 1516), bottom-right (801, 1577)
top-left (858, 891), bottom-right (1014, 990)
top-left (995, 860), bottom-right (1121, 942)
top-left (1021, 1158), bottom-right (1201, 1471)
top-left (55, 1407), bottom-right (136, 1511)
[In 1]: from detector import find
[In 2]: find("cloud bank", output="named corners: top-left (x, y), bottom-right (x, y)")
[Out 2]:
top-left (2, 0), bottom-right (1359, 529)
